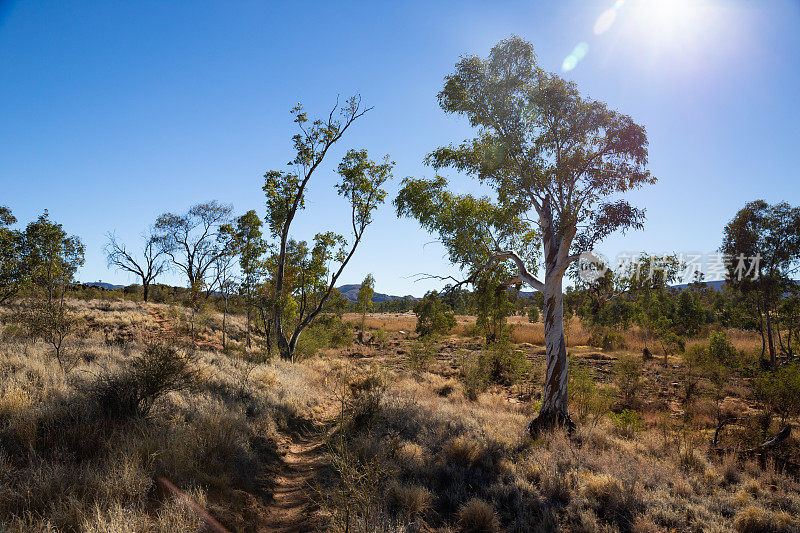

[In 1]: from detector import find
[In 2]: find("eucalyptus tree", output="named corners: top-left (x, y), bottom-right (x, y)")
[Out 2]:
top-left (264, 97), bottom-right (392, 361)
top-left (234, 210), bottom-right (268, 349)
top-left (154, 201), bottom-right (233, 295)
top-left (22, 211), bottom-right (85, 302)
top-left (721, 200), bottom-right (800, 365)
top-left (357, 273), bottom-right (375, 342)
top-left (0, 206), bottom-right (23, 303)
top-left (16, 211), bottom-right (85, 368)
top-left (104, 229), bottom-right (169, 302)
top-left (395, 37), bottom-right (654, 433)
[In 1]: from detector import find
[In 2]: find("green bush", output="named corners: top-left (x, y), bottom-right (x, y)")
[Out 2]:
top-left (408, 335), bottom-right (438, 372)
top-left (754, 362), bottom-right (800, 423)
top-left (460, 339), bottom-right (529, 400)
top-left (612, 355), bottom-right (642, 406)
top-left (527, 305), bottom-right (540, 323)
top-left (294, 315), bottom-right (352, 359)
top-left (569, 360), bottom-right (611, 421)
top-left (481, 338), bottom-right (529, 385)
top-left (589, 327), bottom-right (626, 350)
top-left (413, 292), bottom-right (456, 337)
top-left (371, 327), bottom-right (387, 347)
top-left (609, 409), bottom-right (642, 438)
top-left (708, 331), bottom-right (736, 363)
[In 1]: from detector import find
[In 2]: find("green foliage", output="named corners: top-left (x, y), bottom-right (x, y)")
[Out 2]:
top-left (721, 200), bottom-right (800, 363)
top-left (263, 99), bottom-right (392, 361)
top-left (357, 273), bottom-right (375, 335)
top-left (407, 335), bottom-right (438, 372)
top-left (371, 327), bottom-right (386, 347)
top-left (0, 206), bottom-right (23, 303)
top-left (568, 359), bottom-right (611, 422)
top-left (482, 338), bottom-right (530, 385)
top-left (609, 409), bottom-right (643, 438)
top-left (234, 210), bottom-right (268, 345)
top-left (294, 315), bottom-right (353, 359)
top-left (24, 213), bottom-right (85, 298)
top-left (589, 327), bottom-right (627, 351)
top-left (395, 36), bottom-right (654, 417)
top-left (674, 290), bottom-right (706, 336)
top-left (474, 268), bottom-right (517, 343)
top-left (708, 331), bottom-right (737, 363)
top-left (323, 288), bottom-right (349, 318)
top-left (460, 339), bottom-right (530, 400)
top-left (526, 305), bottom-right (539, 323)
top-left (413, 292), bottom-right (456, 337)
top-left (612, 355), bottom-right (642, 406)
top-left (754, 362), bottom-right (800, 423)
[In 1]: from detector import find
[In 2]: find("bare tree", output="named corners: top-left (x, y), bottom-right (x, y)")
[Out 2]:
top-left (104, 230), bottom-right (169, 302)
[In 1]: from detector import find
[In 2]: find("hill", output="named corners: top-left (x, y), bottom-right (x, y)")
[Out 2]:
top-left (335, 283), bottom-right (417, 302)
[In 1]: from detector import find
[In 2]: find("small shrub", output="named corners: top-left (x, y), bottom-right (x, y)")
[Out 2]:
top-left (754, 362), bottom-right (800, 423)
top-left (462, 322), bottom-right (482, 338)
top-left (527, 306), bottom-right (539, 323)
top-left (733, 505), bottom-right (797, 533)
top-left (456, 498), bottom-right (499, 533)
top-left (408, 335), bottom-right (438, 372)
top-left (609, 409), bottom-right (642, 438)
top-left (570, 360), bottom-right (610, 422)
top-left (459, 340), bottom-right (529, 400)
top-left (91, 343), bottom-right (197, 419)
top-left (347, 373), bottom-right (385, 430)
top-left (589, 327), bottom-right (626, 350)
top-left (295, 315), bottom-right (352, 359)
top-left (385, 482), bottom-right (434, 520)
top-left (461, 352), bottom-right (489, 401)
top-left (479, 339), bottom-right (529, 385)
top-left (613, 355), bottom-right (642, 406)
top-left (658, 331), bottom-right (685, 358)
top-left (371, 327), bottom-right (386, 347)
top-left (15, 297), bottom-right (85, 369)
top-left (708, 331), bottom-right (736, 363)
top-left (602, 330), bottom-right (626, 350)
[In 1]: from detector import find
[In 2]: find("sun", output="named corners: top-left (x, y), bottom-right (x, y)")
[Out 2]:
top-left (632, 0), bottom-right (703, 44)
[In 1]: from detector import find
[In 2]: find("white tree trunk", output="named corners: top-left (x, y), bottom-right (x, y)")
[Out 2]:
top-left (540, 276), bottom-right (568, 418)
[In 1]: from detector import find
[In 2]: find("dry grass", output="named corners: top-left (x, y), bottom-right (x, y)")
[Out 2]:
top-left (1, 300), bottom-right (796, 532)
top-left (0, 299), bottom-right (330, 532)
top-left (319, 314), bottom-right (799, 532)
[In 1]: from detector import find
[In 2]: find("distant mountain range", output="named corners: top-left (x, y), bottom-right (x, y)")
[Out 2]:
top-left (81, 281), bottom-right (417, 302)
top-left (335, 284), bottom-right (417, 302)
top-left (81, 279), bottom-right (731, 301)
top-left (83, 281), bottom-right (124, 290)
top-left (671, 279), bottom-right (726, 291)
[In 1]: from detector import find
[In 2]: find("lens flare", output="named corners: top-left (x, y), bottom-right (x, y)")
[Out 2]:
top-left (594, 8), bottom-right (617, 35)
top-left (562, 42), bottom-right (590, 72)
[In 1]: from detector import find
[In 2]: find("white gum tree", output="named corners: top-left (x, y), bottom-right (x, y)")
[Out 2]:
top-left (395, 37), bottom-right (655, 434)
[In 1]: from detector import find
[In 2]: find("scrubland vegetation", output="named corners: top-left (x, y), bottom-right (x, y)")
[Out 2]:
top-left (2, 35), bottom-right (800, 533)
top-left (1, 297), bottom-right (799, 532)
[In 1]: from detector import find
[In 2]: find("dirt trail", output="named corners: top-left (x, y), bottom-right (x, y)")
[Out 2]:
top-left (262, 429), bottom-right (327, 532)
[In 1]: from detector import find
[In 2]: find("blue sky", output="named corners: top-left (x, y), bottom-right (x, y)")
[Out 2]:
top-left (1, 0), bottom-right (798, 296)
